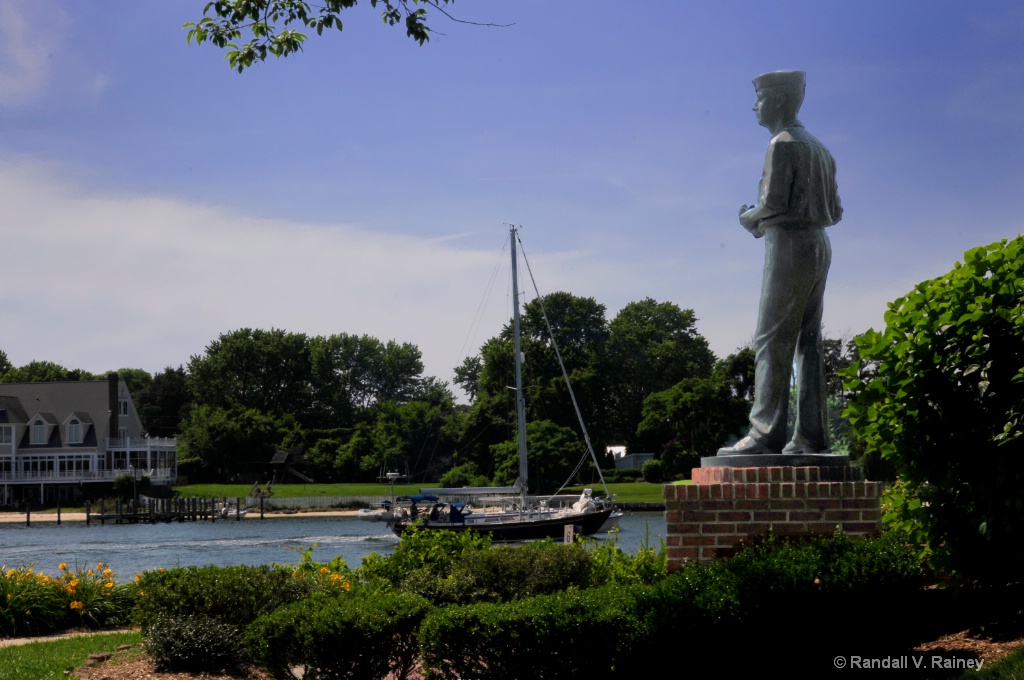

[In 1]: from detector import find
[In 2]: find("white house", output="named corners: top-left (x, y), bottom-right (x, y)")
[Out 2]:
top-left (0, 373), bottom-right (177, 505)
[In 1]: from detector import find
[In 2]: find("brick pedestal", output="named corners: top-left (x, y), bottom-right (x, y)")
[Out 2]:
top-left (663, 466), bottom-right (882, 572)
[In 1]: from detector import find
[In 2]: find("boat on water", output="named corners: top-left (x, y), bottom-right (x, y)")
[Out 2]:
top-left (362, 226), bottom-right (615, 541)
top-left (218, 500), bottom-right (247, 519)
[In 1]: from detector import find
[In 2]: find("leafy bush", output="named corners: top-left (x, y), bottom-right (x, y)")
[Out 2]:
top-left (417, 532), bottom-right (921, 677)
top-left (356, 523), bottom-right (491, 591)
top-left (438, 462), bottom-right (490, 488)
top-left (640, 457), bottom-right (664, 483)
top-left (0, 562), bottom-right (131, 637)
top-left (626, 561), bottom-right (741, 667)
top-left (146, 613), bottom-right (246, 673)
top-left (245, 592), bottom-right (431, 680)
top-left (580, 526), bottom-right (667, 587)
top-left (844, 236), bottom-right (1024, 582)
top-left (725, 532), bottom-right (921, 606)
top-left (418, 585), bottom-right (640, 679)
top-left (133, 564), bottom-right (316, 630)
top-left (401, 540), bottom-right (593, 605)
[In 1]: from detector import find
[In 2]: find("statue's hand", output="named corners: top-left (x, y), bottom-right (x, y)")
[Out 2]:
top-left (739, 205), bottom-right (764, 238)
top-left (738, 205), bottom-right (757, 229)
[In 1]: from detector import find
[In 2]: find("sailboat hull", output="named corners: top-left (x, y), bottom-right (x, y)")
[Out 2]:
top-left (390, 507), bottom-right (614, 542)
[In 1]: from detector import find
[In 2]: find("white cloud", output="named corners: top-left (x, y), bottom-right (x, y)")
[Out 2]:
top-left (0, 158), bottom-right (510, 382)
top-left (0, 0), bottom-right (68, 107)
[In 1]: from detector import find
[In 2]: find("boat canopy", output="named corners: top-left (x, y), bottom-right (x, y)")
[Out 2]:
top-left (395, 494), bottom-right (439, 503)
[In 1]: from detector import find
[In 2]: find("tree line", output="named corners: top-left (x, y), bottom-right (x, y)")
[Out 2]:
top-left (0, 300), bottom-right (860, 490)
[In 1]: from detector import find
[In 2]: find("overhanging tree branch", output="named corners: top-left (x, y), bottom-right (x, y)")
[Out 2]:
top-left (185, 1), bottom-right (513, 72)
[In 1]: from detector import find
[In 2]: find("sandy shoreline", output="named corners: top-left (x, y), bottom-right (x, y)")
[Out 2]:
top-left (0, 509), bottom-right (360, 524)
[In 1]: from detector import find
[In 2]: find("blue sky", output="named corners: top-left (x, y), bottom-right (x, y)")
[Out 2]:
top-left (1, 1), bottom-right (1022, 391)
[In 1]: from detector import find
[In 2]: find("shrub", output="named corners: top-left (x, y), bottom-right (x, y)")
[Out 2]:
top-left (725, 532), bottom-right (921, 605)
top-left (146, 613), bottom-right (246, 673)
top-left (356, 523), bottom-right (491, 591)
top-left (401, 540), bottom-right (594, 605)
top-left (438, 462), bottom-right (490, 488)
top-left (418, 585), bottom-right (640, 679)
top-left (245, 592), bottom-right (431, 680)
top-left (133, 564), bottom-right (315, 630)
top-left (844, 236), bottom-right (1024, 582)
top-left (627, 560), bottom-right (740, 665)
top-left (640, 458), bottom-right (664, 483)
top-left (580, 527), bottom-right (667, 587)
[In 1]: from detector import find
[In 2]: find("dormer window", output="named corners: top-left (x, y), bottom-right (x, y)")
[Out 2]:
top-left (31, 420), bottom-right (46, 445)
top-left (68, 419), bottom-right (82, 444)
top-left (0, 426), bottom-right (11, 445)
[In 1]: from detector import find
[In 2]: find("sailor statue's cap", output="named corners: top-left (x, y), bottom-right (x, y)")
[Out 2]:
top-left (753, 70), bottom-right (806, 92)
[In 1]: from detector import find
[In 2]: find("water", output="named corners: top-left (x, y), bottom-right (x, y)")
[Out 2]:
top-left (0, 513), bottom-right (665, 580)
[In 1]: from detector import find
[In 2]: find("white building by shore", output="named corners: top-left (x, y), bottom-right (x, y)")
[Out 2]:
top-left (0, 373), bottom-right (177, 505)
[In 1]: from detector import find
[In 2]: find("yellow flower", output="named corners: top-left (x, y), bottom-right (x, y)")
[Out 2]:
top-left (158, 567), bottom-right (165, 573)
top-left (103, 568), bottom-right (113, 577)
top-left (59, 562), bottom-right (67, 571)
top-left (96, 562), bottom-right (104, 570)
top-left (70, 601), bottom-right (84, 610)
top-left (135, 573), bottom-right (142, 582)
top-left (106, 582), bottom-right (114, 589)
top-left (5, 569), bottom-right (14, 578)
top-left (319, 567), bottom-right (329, 575)
top-left (70, 579), bottom-right (79, 588)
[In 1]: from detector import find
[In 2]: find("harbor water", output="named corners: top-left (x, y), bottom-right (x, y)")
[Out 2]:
top-left (0, 512), bottom-right (665, 580)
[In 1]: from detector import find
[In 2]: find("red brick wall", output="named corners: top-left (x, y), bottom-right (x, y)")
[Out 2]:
top-left (664, 466), bottom-right (882, 570)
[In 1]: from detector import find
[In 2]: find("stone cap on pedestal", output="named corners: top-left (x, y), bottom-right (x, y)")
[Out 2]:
top-left (702, 453), bottom-right (848, 468)
top-left (692, 464), bottom-right (864, 484)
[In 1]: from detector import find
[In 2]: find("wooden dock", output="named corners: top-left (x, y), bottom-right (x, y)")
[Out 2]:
top-left (85, 497), bottom-right (246, 524)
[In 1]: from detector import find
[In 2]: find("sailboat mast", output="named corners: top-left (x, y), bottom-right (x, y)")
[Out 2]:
top-left (510, 226), bottom-right (529, 508)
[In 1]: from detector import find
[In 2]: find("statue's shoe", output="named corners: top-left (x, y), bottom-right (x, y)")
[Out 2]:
top-left (717, 436), bottom-right (777, 455)
top-left (781, 441), bottom-right (829, 455)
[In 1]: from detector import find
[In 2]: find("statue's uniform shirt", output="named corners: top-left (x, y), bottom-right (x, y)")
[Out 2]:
top-left (748, 123), bottom-right (842, 451)
top-left (758, 124), bottom-right (842, 229)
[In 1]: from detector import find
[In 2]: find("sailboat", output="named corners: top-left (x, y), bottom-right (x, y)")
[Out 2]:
top-left (381, 226), bottom-right (615, 540)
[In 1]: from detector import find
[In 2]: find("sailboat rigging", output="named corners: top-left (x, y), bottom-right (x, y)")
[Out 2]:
top-left (364, 225), bottom-right (615, 540)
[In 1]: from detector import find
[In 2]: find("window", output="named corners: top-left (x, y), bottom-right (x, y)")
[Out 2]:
top-left (119, 398), bottom-right (129, 416)
top-left (68, 419), bottom-right (82, 444)
top-left (0, 426), bottom-right (10, 445)
top-left (31, 421), bottom-right (46, 445)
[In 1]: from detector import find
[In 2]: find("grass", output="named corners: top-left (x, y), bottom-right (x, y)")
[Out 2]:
top-left (177, 482), bottom-right (415, 498)
top-left (562, 482), bottom-right (672, 504)
top-left (178, 481), bottom-right (673, 504)
top-left (0, 631), bottom-right (143, 680)
top-left (963, 646), bottom-right (1024, 679)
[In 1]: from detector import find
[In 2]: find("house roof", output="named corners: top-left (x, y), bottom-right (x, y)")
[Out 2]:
top-left (0, 396), bottom-right (29, 423)
top-left (0, 376), bottom-right (116, 426)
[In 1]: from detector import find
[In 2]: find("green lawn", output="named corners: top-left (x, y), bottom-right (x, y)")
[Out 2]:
top-left (565, 482), bottom-right (673, 504)
top-left (176, 482), bottom-right (421, 499)
top-left (0, 631), bottom-right (143, 680)
top-left (176, 481), bottom-right (674, 504)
